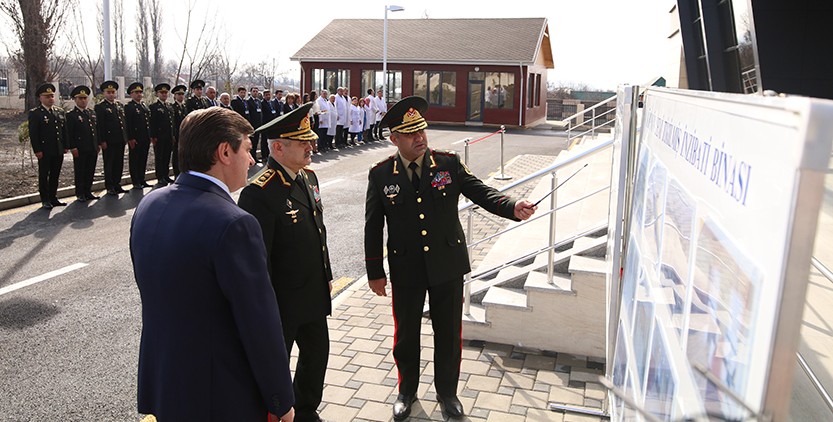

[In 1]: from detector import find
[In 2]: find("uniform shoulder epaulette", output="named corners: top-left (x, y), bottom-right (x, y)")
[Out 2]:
top-left (370, 155), bottom-right (395, 171)
top-left (251, 168), bottom-right (276, 188)
top-left (302, 167), bottom-right (315, 174)
top-left (433, 149), bottom-right (458, 156)
top-left (29, 107), bottom-right (38, 113)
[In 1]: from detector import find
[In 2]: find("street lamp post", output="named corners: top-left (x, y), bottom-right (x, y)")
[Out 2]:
top-left (383, 5), bottom-right (404, 104)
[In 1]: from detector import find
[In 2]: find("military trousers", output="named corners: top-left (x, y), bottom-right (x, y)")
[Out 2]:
top-left (153, 139), bottom-right (172, 182)
top-left (391, 276), bottom-right (463, 398)
top-left (102, 141), bottom-right (125, 190)
top-left (73, 150), bottom-right (98, 197)
top-left (128, 141), bottom-right (150, 187)
top-left (37, 152), bottom-right (63, 202)
top-left (282, 317), bottom-right (329, 421)
top-left (171, 139), bottom-right (180, 177)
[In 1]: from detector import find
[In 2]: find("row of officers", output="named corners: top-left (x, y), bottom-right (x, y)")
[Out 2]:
top-left (28, 79), bottom-right (218, 209)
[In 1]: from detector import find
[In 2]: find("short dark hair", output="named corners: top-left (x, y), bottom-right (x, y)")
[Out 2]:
top-left (179, 108), bottom-right (253, 173)
top-left (367, 88), bottom-right (374, 95)
top-left (237, 86), bottom-right (246, 93)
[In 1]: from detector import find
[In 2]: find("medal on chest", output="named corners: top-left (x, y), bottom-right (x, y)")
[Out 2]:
top-left (431, 171), bottom-right (452, 190)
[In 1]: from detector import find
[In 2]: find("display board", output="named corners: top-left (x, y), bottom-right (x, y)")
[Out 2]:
top-left (610, 87), bottom-right (833, 421)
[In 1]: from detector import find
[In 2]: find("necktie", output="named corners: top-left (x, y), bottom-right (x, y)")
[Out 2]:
top-left (409, 162), bottom-right (420, 193)
top-left (295, 174), bottom-right (310, 203)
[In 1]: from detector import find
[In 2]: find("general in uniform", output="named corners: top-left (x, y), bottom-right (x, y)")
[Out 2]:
top-left (95, 80), bottom-right (128, 195)
top-left (186, 79), bottom-right (209, 114)
top-left (125, 82), bottom-right (152, 189)
top-left (28, 83), bottom-right (67, 208)
top-left (65, 85), bottom-right (100, 201)
top-left (171, 84), bottom-right (188, 177)
top-left (364, 96), bottom-right (537, 420)
top-left (149, 83), bottom-right (175, 186)
top-left (238, 103), bottom-right (332, 422)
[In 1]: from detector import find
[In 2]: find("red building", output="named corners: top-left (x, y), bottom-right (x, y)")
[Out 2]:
top-left (291, 18), bottom-right (554, 128)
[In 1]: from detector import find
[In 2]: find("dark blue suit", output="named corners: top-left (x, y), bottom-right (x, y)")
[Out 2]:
top-left (130, 173), bottom-right (294, 421)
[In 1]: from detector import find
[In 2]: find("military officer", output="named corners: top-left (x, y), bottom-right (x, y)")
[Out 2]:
top-left (238, 103), bottom-right (332, 422)
top-left (149, 83), bottom-right (175, 186)
top-left (259, 89), bottom-right (279, 161)
top-left (364, 96), bottom-right (537, 420)
top-left (28, 83), bottom-right (68, 208)
top-left (95, 80), bottom-right (128, 195)
top-left (124, 82), bottom-right (152, 190)
top-left (65, 85), bottom-right (99, 201)
top-left (171, 85), bottom-right (188, 177)
top-left (186, 79), bottom-right (209, 113)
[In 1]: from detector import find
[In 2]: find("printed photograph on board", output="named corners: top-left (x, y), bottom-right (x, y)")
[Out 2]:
top-left (621, 235), bottom-right (642, 327)
top-left (686, 215), bottom-right (762, 419)
top-left (633, 296), bottom-right (655, 392)
top-left (611, 323), bottom-right (629, 417)
top-left (644, 323), bottom-right (676, 420)
top-left (629, 145), bottom-right (652, 241)
top-left (658, 178), bottom-right (697, 335)
top-left (642, 157), bottom-right (668, 278)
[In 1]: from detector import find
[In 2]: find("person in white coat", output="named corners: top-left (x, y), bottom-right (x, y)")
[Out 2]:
top-left (364, 89), bottom-right (377, 141)
top-left (327, 94), bottom-right (339, 150)
top-left (363, 97), bottom-right (375, 142)
top-left (316, 90), bottom-right (331, 152)
top-left (373, 89), bottom-right (388, 140)
top-left (348, 97), bottom-right (363, 145)
top-left (334, 87), bottom-right (349, 148)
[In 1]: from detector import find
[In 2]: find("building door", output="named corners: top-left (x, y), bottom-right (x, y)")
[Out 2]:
top-left (467, 81), bottom-right (484, 122)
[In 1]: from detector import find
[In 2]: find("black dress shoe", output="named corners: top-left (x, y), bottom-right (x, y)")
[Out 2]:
top-left (115, 186), bottom-right (128, 193)
top-left (165, 177), bottom-right (175, 184)
top-left (141, 182), bottom-right (152, 188)
top-left (51, 199), bottom-right (67, 206)
top-left (437, 395), bottom-right (464, 418)
top-left (85, 193), bottom-right (100, 200)
top-left (41, 201), bottom-right (53, 209)
top-left (106, 189), bottom-right (118, 196)
top-left (393, 394), bottom-right (416, 421)
top-left (76, 196), bottom-right (87, 202)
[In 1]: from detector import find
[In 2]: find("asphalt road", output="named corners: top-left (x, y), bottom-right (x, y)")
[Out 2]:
top-left (0, 126), bottom-right (566, 420)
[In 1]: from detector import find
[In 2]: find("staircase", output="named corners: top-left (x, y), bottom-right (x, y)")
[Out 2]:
top-left (460, 136), bottom-right (614, 359)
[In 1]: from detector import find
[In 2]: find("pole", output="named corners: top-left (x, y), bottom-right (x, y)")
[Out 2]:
top-left (495, 125), bottom-right (511, 180)
top-left (464, 138), bottom-right (473, 316)
top-left (547, 172), bottom-right (557, 284)
top-left (383, 6), bottom-right (388, 103)
top-left (103, 0), bottom-right (112, 81)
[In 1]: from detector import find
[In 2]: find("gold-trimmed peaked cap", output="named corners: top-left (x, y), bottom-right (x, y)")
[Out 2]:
top-left (35, 83), bottom-right (56, 97)
top-left (190, 79), bottom-right (205, 90)
top-left (380, 95), bottom-right (429, 134)
top-left (154, 83), bottom-right (171, 93)
top-left (70, 85), bottom-right (90, 98)
top-left (128, 82), bottom-right (144, 93)
top-left (100, 80), bottom-right (118, 92)
top-left (256, 102), bottom-right (318, 141)
top-left (172, 85), bottom-right (187, 95)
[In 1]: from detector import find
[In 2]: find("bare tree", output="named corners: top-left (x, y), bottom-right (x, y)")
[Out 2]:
top-left (149, 0), bottom-right (164, 81)
top-left (113, 0), bottom-right (127, 78)
top-left (69, 5), bottom-right (103, 91)
top-left (173, 0), bottom-right (220, 86)
top-left (206, 33), bottom-right (241, 93)
top-left (0, 0), bottom-right (77, 109)
top-left (135, 0), bottom-right (150, 81)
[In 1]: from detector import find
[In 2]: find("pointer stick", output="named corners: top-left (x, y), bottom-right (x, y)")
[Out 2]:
top-left (532, 163), bottom-right (588, 207)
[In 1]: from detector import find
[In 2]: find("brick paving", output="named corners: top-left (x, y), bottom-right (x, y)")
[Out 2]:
top-left (307, 281), bottom-right (608, 421)
top-left (461, 155), bottom-right (558, 268)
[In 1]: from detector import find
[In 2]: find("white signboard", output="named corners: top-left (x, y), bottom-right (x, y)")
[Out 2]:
top-left (611, 87), bottom-right (833, 421)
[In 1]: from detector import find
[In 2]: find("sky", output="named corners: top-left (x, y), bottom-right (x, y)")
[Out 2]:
top-left (64, 0), bottom-right (673, 91)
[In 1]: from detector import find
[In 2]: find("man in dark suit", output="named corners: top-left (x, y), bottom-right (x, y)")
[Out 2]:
top-left (170, 85), bottom-right (188, 177)
top-left (186, 79), bottom-right (209, 113)
top-left (28, 83), bottom-right (68, 208)
top-left (124, 82), bottom-right (152, 190)
top-left (364, 96), bottom-right (537, 420)
top-left (272, 89), bottom-right (285, 117)
top-left (65, 85), bottom-right (100, 201)
top-left (149, 83), bottom-right (175, 186)
top-left (247, 87), bottom-right (264, 162)
top-left (95, 80), bottom-right (128, 196)
top-left (231, 86), bottom-right (250, 120)
top-left (238, 103), bottom-right (332, 422)
top-left (130, 107), bottom-right (296, 421)
top-left (259, 89), bottom-right (278, 161)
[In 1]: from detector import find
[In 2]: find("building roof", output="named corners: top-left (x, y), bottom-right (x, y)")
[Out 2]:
top-left (291, 18), bottom-right (554, 68)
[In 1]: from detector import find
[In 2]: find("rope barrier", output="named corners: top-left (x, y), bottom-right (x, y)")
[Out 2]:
top-left (468, 128), bottom-right (504, 145)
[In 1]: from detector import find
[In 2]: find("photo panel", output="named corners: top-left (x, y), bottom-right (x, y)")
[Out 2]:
top-left (658, 178), bottom-right (697, 336)
top-left (641, 158), bottom-right (669, 278)
top-left (644, 323), bottom-right (676, 420)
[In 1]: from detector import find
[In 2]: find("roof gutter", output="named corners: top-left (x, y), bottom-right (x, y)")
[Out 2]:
top-left (519, 61), bottom-right (524, 127)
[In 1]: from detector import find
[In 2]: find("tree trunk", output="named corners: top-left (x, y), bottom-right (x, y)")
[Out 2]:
top-left (19, 0), bottom-right (48, 110)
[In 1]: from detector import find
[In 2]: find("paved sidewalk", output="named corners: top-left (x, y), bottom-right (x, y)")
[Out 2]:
top-left (311, 279), bottom-right (608, 422)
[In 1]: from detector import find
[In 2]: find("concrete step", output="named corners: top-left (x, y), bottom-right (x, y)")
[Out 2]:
top-left (525, 270), bottom-right (573, 293)
top-left (482, 286), bottom-right (530, 312)
top-left (572, 236), bottom-right (607, 258)
top-left (469, 265), bottom-right (531, 304)
top-left (461, 303), bottom-right (488, 326)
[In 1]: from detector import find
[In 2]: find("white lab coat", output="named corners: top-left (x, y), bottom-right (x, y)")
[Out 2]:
top-left (335, 95), bottom-right (349, 126)
top-left (316, 97), bottom-right (331, 129)
top-left (348, 104), bottom-right (363, 133)
top-left (363, 104), bottom-right (374, 131)
top-left (373, 95), bottom-right (387, 122)
top-left (327, 101), bottom-right (338, 136)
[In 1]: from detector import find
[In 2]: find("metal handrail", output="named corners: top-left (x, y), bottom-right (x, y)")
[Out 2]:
top-left (575, 107), bottom-right (616, 128)
top-left (458, 138), bottom-right (614, 212)
top-left (811, 257), bottom-right (833, 285)
top-left (796, 351), bottom-right (833, 415)
top-left (560, 94), bottom-right (617, 125)
top-left (569, 119), bottom-right (616, 142)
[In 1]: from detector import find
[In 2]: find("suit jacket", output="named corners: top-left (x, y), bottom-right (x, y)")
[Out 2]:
top-left (94, 99), bottom-right (127, 145)
top-left (261, 98), bottom-right (279, 125)
top-left (124, 100), bottom-right (151, 143)
top-left (148, 101), bottom-right (174, 142)
top-left (231, 96), bottom-right (249, 120)
top-left (130, 173), bottom-right (295, 421)
top-left (238, 160), bottom-right (333, 326)
top-left (365, 149), bottom-right (518, 287)
top-left (247, 97), bottom-right (263, 129)
top-left (282, 102), bottom-right (298, 115)
top-left (271, 99), bottom-right (285, 117)
top-left (28, 104), bottom-right (67, 155)
top-left (65, 106), bottom-right (98, 153)
top-left (220, 103), bottom-right (233, 110)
